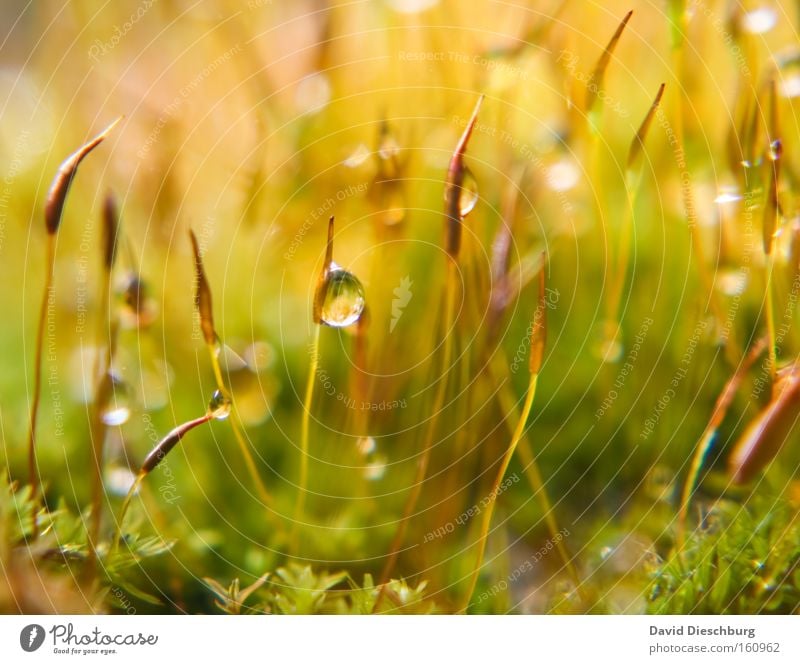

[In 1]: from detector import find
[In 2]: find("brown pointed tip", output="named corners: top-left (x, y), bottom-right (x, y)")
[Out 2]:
top-left (313, 216), bottom-right (335, 325)
top-left (529, 252), bottom-right (548, 375)
top-left (586, 11), bottom-right (634, 115)
top-left (102, 191), bottom-right (119, 270)
top-left (45, 116), bottom-right (122, 235)
top-left (626, 83), bottom-right (666, 173)
top-left (728, 371), bottom-right (800, 484)
top-left (445, 94), bottom-right (484, 258)
top-left (189, 229), bottom-right (216, 345)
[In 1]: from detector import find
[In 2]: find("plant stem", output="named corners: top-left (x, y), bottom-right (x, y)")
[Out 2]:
top-left (291, 324), bottom-right (321, 553)
top-left (27, 235), bottom-right (56, 511)
top-left (375, 260), bottom-right (457, 606)
top-left (487, 351), bottom-right (584, 602)
top-left (111, 471), bottom-right (145, 554)
top-left (462, 372), bottom-right (538, 610)
top-left (87, 268), bottom-right (113, 566)
top-left (764, 256), bottom-right (777, 388)
top-left (676, 335), bottom-right (767, 551)
top-left (207, 343), bottom-right (274, 511)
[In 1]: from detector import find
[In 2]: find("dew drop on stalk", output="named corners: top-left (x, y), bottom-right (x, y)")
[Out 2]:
top-left (717, 269), bottom-right (748, 296)
top-left (102, 375), bottom-right (132, 426)
top-left (320, 263), bottom-right (366, 328)
top-left (445, 166), bottom-right (479, 218)
top-left (356, 435), bottom-right (376, 456)
top-left (364, 457), bottom-right (387, 481)
top-left (208, 389), bottom-right (232, 420)
top-left (594, 321), bottom-right (623, 364)
top-left (776, 49), bottom-right (800, 98)
top-left (769, 139), bottom-right (782, 161)
top-left (118, 272), bottom-right (156, 328)
top-left (105, 466), bottom-right (139, 497)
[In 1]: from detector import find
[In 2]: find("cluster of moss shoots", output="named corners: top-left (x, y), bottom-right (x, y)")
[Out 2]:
top-left (5, 6), bottom-right (800, 614)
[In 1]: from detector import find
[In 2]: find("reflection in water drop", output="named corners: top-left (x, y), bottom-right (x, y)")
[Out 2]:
top-left (320, 265), bottom-right (366, 328)
top-left (445, 166), bottom-right (479, 218)
top-left (208, 389), bottom-right (232, 420)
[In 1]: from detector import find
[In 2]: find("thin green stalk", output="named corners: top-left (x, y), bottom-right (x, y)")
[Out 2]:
top-left (207, 345), bottom-right (274, 510)
top-left (462, 372), bottom-right (538, 610)
top-left (376, 260), bottom-right (457, 602)
top-left (765, 258), bottom-right (777, 387)
top-left (486, 352), bottom-right (584, 600)
top-left (676, 335), bottom-right (767, 551)
top-left (291, 324), bottom-right (321, 553)
top-left (27, 235), bottom-right (56, 508)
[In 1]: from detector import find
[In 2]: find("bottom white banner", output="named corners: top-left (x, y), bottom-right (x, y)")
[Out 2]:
top-left (0, 615), bottom-right (797, 662)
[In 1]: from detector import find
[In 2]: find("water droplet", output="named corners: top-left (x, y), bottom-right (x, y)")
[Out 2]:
top-left (208, 389), bottom-right (232, 420)
top-left (343, 143), bottom-right (371, 168)
top-left (717, 269), bottom-right (748, 296)
top-left (386, 0), bottom-right (439, 13)
top-left (769, 139), bottom-right (783, 161)
top-left (378, 134), bottom-right (401, 162)
top-left (320, 264), bottom-right (366, 328)
top-left (356, 436), bottom-right (376, 456)
top-left (780, 74), bottom-right (800, 99)
top-left (594, 321), bottom-right (623, 364)
top-left (102, 375), bottom-right (132, 425)
top-left (364, 456), bottom-right (387, 481)
top-left (741, 7), bottom-right (777, 34)
top-left (445, 167), bottom-right (479, 218)
top-left (714, 189), bottom-right (741, 205)
top-left (372, 178), bottom-right (406, 226)
top-left (105, 466), bottom-right (139, 497)
top-left (295, 72), bottom-right (331, 115)
top-left (102, 405), bottom-right (131, 427)
top-left (547, 159), bottom-right (580, 192)
top-left (118, 273), bottom-right (156, 329)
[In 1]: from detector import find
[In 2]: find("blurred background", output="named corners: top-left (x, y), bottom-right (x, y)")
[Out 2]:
top-left (2, 0), bottom-right (800, 613)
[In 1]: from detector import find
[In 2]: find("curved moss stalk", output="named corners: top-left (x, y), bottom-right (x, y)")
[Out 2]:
top-left (291, 323), bottom-right (321, 552)
top-left (27, 118), bottom-right (121, 509)
top-left (112, 412), bottom-right (213, 554)
top-left (603, 83), bottom-right (665, 353)
top-left (189, 230), bottom-right (274, 513)
top-left (376, 259), bottom-right (458, 601)
top-left (677, 336), bottom-right (767, 551)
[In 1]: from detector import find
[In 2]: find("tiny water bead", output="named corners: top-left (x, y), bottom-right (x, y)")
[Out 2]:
top-left (320, 264), bottom-right (366, 328)
top-left (445, 166), bottom-right (479, 218)
top-left (101, 375), bottom-right (132, 426)
top-left (208, 390), bottom-right (232, 420)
